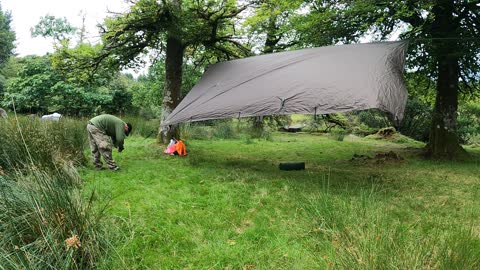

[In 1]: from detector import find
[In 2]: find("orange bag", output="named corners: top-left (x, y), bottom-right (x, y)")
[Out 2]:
top-left (175, 140), bottom-right (187, 156)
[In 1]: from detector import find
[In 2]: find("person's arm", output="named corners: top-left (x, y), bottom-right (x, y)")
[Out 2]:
top-left (115, 123), bottom-right (126, 151)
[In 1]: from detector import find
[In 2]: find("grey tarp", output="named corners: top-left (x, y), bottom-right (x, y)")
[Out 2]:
top-left (163, 41), bottom-right (409, 126)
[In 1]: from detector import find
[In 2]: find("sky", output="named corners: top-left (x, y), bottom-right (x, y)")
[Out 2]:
top-left (2, 0), bottom-right (129, 56)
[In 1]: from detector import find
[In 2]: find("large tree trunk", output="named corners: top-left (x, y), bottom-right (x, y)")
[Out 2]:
top-left (425, 0), bottom-right (467, 159)
top-left (158, 36), bottom-right (184, 143)
top-left (426, 54), bottom-right (466, 158)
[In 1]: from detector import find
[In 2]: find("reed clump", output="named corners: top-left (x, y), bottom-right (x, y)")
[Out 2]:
top-left (0, 116), bottom-right (110, 269)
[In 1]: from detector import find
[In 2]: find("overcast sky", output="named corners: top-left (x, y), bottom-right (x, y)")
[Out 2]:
top-left (2, 0), bottom-right (129, 56)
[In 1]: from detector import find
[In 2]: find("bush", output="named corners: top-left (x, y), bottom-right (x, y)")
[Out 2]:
top-left (400, 99), bottom-right (432, 142)
top-left (329, 128), bottom-right (346, 141)
top-left (137, 106), bottom-right (162, 120)
top-left (212, 121), bottom-right (238, 139)
top-left (301, 114), bottom-right (348, 133)
top-left (350, 123), bottom-right (378, 137)
top-left (458, 102), bottom-right (480, 145)
top-left (180, 123), bottom-right (212, 140)
top-left (356, 109), bottom-right (391, 129)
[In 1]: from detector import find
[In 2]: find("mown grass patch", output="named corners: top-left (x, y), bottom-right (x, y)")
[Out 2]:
top-left (81, 133), bottom-right (480, 269)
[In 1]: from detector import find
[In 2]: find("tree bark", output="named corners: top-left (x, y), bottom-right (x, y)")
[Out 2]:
top-left (425, 0), bottom-right (467, 159)
top-left (426, 54), bottom-right (467, 159)
top-left (158, 36), bottom-right (184, 143)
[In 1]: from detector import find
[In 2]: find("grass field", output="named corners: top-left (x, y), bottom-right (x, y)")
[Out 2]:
top-left (81, 133), bottom-right (480, 269)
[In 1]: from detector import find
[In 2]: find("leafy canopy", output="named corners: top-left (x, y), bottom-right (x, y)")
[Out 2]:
top-left (31, 15), bottom-right (77, 43)
top-left (0, 3), bottom-right (15, 68)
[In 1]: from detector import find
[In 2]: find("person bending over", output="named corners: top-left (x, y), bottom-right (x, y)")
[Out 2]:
top-left (87, 114), bottom-right (132, 171)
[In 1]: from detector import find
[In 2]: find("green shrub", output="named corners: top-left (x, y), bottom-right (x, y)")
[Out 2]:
top-left (262, 115), bottom-right (291, 129)
top-left (212, 121), bottom-right (237, 139)
top-left (356, 109), bottom-right (391, 129)
top-left (329, 128), bottom-right (346, 141)
top-left (181, 119), bottom-right (274, 141)
top-left (458, 102), bottom-right (480, 145)
top-left (400, 99), bottom-right (432, 142)
top-left (137, 106), bottom-right (161, 120)
top-left (180, 123), bottom-right (212, 140)
top-left (351, 123), bottom-right (378, 137)
top-left (306, 115), bottom-right (324, 132)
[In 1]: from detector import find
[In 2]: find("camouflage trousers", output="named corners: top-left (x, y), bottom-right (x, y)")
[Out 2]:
top-left (87, 123), bottom-right (119, 170)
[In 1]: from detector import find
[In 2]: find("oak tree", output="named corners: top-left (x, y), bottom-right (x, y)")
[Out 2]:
top-left (93, 0), bottom-right (250, 142)
top-left (302, 0), bottom-right (480, 159)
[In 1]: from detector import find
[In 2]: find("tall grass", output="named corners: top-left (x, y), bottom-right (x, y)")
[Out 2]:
top-left (0, 116), bottom-right (110, 269)
top-left (303, 184), bottom-right (480, 269)
top-left (0, 169), bottom-right (110, 269)
top-left (122, 116), bottom-right (159, 138)
top-left (180, 119), bottom-right (273, 141)
top-left (0, 117), bottom-right (87, 173)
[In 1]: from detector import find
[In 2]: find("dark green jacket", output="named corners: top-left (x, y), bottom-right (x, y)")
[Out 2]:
top-left (89, 114), bottom-right (127, 148)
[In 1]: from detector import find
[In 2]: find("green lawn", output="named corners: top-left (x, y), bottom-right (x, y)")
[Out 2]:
top-left (81, 133), bottom-right (480, 269)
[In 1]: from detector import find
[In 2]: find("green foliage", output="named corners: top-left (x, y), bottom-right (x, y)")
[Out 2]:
top-left (100, 74), bottom-right (136, 115)
top-left (0, 3), bottom-right (15, 68)
top-left (0, 117), bottom-right (87, 172)
top-left (129, 59), bottom-right (202, 118)
top-left (180, 120), bottom-right (272, 140)
top-left (243, 0), bottom-right (304, 53)
top-left (405, 72), bottom-right (436, 106)
top-left (180, 61), bottom-right (203, 97)
top-left (3, 56), bottom-right (60, 113)
top-left (300, 0), bottom-right (480, 157)
top-left (0, 117), bottom-right (109, 269)
top-left (212, 121), bottom-right (238, 139)
top-left (31, 15), bottom-right (77, 43)
top-left (0, 57), bottom-right (23, 101)
top-left (301, 0), bottom-right (479, 76)
top-left (51, 43), bottom-right (114, 85)
top-left (349, 100), bottom-right (431, 143)
top-left (301, 114), bottom-right (349, 134)
top-left (0, 170), bottom-right (110, 269)
top-left (130, 64), bottom-right (163, 113)
top-left (180, 121), bottom-right (236, 140)
top-left (400, 98), bottom-right (432, 142)
top-left (2, 55), bottom-right (134, 116)
top-left (356, 110), bottom-right (391, 129)
top-left (329, 128), bottom-right (346, 141)
top-left (0, 73), bottom-right (5, 99)
top-left (180, 122), bottom-right (211, 140)
top-left (123, 116), bottom-right (159, 138)
top-left (458, 102), bottom-right (480, 144)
